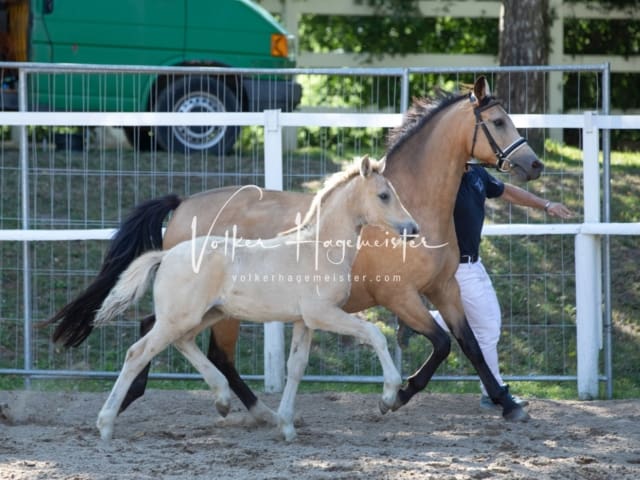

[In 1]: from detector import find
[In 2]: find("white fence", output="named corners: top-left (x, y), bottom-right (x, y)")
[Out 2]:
top-left (1, 63), bottom-right (639, 400)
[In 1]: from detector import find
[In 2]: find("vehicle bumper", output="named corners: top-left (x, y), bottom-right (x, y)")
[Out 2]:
top-left (0, 89), bottom-right (18, 110)
top-left (243, 77), bottom-right (302, 112)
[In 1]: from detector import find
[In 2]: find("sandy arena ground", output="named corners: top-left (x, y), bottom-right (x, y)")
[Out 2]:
top-left (1, 389), bottom-right (639, 479)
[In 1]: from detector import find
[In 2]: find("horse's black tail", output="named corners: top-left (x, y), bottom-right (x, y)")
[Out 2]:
top-left (43, 194), bottom-right (182, 348)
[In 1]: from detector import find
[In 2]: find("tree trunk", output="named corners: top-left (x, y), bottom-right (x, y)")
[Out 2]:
top-left (497, 0), bottom-right (550, 150)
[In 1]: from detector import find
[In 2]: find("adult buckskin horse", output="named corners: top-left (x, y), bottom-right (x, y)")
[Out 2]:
top-left (46, 77), bottom-right (543, 422)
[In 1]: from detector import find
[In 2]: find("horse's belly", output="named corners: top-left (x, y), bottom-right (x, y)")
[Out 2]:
top-left (219, 282), bottom-right (303, 323)
top-left (223, 304), bottom-right (301, 323)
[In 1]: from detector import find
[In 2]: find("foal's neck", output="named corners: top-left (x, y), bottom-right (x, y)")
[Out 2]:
top-left (301, 184), bottom-right (363, 268)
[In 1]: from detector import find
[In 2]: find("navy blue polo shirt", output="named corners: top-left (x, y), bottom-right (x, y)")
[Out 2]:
top-left (454, 166), bottom-right (505, 257)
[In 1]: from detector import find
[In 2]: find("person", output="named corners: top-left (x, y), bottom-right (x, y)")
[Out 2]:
top-left (400, 164), bottom-right (574, 410)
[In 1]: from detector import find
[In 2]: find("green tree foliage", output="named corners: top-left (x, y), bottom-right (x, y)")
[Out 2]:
top-left (563, 9), bottom-right (640, 148)
top-left (296, 0), bottom-right (639, 148)
top-left (299, 14), bottom-right (498, 58)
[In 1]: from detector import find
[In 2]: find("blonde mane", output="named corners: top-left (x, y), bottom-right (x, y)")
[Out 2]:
top-left (279, 157), bottom-right (383, 236)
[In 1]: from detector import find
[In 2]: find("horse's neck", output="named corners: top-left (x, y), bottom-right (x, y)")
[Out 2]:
top-left (385, 112), bottom-right (468, 241)
top-left (300, 189), bottom-right (361, 267)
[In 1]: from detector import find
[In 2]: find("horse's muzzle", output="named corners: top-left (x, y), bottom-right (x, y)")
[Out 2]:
top-left (398, 222), bottom-right (420, 238)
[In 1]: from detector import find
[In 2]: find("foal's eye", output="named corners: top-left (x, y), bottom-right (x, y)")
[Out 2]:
top-left (378, 192), bottom-right (390, 202)
top-left (493, 118), bottom-right (504, 127)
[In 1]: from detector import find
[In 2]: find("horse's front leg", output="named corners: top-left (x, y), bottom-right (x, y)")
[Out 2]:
top-left (277, 320), bottom-right (312, 441)
top-left (427, 285), bottom-right (529, 422)
top-left (384, 289), bottom-right (451, 410)
top-left (302, 303), bottom-right (402, 414)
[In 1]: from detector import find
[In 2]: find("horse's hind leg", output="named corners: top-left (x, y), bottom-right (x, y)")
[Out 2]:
top-left (119, 314), bottom-right (156, 414)
top-left (207, 317), bottom-right (278, 426)
top-left (97, 325), bottom-right (174, 441)
top-left (173, 337), bottom-right (231, 418)
top-left (277, 321), bottom-right (312, 441)
top-left (420, 286), bottom-right (527, 422)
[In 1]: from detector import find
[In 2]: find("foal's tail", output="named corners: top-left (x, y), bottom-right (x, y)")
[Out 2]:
top-left (94, 251), bottom-right (166, 327)
top-left (42, 194), bottom-right (182, 347)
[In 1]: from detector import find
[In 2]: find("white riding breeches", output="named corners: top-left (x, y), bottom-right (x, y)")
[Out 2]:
top-left (430, 258), bottom-right (503, 396)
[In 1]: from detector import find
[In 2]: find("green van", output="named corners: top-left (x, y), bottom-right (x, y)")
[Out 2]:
top-left (0, 0), bottom-right (302, 153)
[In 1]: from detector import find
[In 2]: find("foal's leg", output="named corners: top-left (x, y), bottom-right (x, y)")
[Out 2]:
top-left (97, 324), bottom-right (177, 441)
top-left (173, 338), bottom-right (231, 418)
top-left (276, 321), bottom-right (313, 441)
top-left (302, 303), bottom-right (402, 412)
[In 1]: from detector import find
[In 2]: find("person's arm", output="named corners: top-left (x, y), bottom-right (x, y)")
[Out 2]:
top-left (500, 183), bottom-right (574, 219)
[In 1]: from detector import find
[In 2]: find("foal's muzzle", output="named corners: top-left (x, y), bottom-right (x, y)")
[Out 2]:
top-left (398, 222), bottom-right (420, 238)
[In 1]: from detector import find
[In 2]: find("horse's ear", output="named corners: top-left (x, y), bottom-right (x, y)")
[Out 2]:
top-left (359, 154), bottom-right (372, 177)
top-left (473, 76), bottom-right (491, 103)
top-left (378, 156), bottom-right (387, 174)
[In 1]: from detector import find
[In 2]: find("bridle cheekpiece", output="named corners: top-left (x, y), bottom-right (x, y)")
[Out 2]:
top-left (468, 94), bottom-right (527, 173)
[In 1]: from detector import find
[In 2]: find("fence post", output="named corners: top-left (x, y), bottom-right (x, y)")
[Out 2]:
top-left (263, 109), bottom-right (286, 393)
top-left (18, 68), bottom-right (32, 387)
top-left (575, 111), bottom-right (602, 400)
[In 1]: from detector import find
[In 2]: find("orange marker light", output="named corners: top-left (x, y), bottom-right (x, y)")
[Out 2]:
top-left (271, 33), bottom-right (289, 58)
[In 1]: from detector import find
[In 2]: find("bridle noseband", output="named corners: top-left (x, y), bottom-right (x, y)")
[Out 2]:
top-left (469, 95), bottom-right (527, 173)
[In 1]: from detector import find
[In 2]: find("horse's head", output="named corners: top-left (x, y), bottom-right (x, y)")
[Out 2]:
top-left (356, 155), bottom-right (420, 238)
top-left (467, 76), bottom-right (544, 181)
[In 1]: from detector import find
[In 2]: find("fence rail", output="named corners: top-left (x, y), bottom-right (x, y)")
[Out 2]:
top-left (1, 62), bottom-right (639, 400)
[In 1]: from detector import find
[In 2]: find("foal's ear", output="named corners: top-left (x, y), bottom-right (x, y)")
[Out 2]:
top-left (359, 154), bottom-right (372, 177)
top-left (473, 76), bottom-right (491, 103)
top-left (377, 156), bottom-right (387, 174)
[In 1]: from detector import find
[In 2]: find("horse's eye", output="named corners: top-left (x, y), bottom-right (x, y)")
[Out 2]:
top-left (378, 192), bottom-right (390, 202)
top-left (493, 118), bottom-right (504, 128)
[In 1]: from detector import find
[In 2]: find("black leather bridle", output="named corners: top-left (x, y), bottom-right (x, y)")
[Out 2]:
top-left (469, 95), bottom-right (527, 173)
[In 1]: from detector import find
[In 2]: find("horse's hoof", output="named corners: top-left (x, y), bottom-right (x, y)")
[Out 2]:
top-left (249, 401), bottom-right (279, 426)
top-left (278, 416), bottom-right (297, 442)
top-left (215, 399), bottom-right (230, 418)
top-left (378, 398), bottom-right (390, 415)
top-left (97, 423), bottom-right (113, 442)
top-left (96, 415), bottom-right (114, 442)
top-left (503, 405), bottom-right (530, 422)
top-left (390, 397), bottom-right (405, 412)
top-left (281, 426), bottom-right (297, 442)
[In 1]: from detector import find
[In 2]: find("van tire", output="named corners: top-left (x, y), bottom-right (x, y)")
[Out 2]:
top-left (154, 76), bottom-right (240, 155)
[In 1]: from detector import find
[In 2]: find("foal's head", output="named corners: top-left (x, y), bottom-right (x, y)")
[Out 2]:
top-left (290, 155), bottom-right (419, 238)
top-left (349, 155), bottom-right (419, 237)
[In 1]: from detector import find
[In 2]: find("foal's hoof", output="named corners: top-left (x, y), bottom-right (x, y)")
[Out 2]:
top-left (390, 395), bottom-right (406, 412)
top-left (249, 401), bottom-right (279, 426)
top-left (379, 394), bottom-right (405, 415)
top-left (379, 398), bottom-right (390, 415)
top-left (281, 425), bottom-right (297, 442)
top-left (503, 405), bottom-right (530, 423)
top-left (96, 415), bottom-right (114, 442)
top-left (215, 399), bottom-right (230, 418)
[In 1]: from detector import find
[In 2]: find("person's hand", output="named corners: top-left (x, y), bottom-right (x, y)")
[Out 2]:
top-left (546, 202), bottom-right (574, 219)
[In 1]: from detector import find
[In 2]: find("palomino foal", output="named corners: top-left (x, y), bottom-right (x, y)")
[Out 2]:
top-left (94, 155), bottom-right (419, 442)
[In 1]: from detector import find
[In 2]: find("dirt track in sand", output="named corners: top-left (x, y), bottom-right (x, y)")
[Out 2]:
top-left (1, 389), bottom-right (640, 479)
